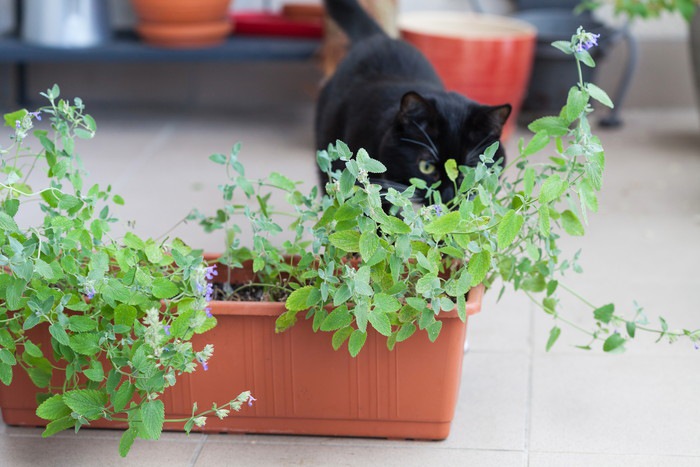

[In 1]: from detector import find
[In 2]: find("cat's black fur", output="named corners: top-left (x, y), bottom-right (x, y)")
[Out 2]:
top-left (315, 0), bottom-right (512, 202)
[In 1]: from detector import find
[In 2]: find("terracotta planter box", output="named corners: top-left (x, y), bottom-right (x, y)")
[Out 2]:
top-left (0, 265), bottom-right (484, 440)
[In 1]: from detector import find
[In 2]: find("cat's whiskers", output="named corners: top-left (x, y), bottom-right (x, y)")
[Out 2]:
top-left (399, 137), bottom-right (440, 161)
top-left (411, 121), bottom-right (441, 161)
top-left (465, 133), bottom-right (496, 165)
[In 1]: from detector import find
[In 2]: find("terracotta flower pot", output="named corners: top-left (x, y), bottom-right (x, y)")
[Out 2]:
top-left (399, 12), bottom-right (537, 139)
top-left (0, 259), bottom-right (484, 440)
top-left (130, 0), bottom-right (233, 48)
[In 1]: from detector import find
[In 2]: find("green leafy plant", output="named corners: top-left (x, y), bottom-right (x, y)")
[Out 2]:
top-left (193, 28), bottom-right (699, 355)
top-left (0, 86), bottom-right (250, 457)
top-left (581, 0), bottom-right (699, 21)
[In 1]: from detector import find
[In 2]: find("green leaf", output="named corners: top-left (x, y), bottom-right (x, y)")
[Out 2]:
top-left (286, 286), bottom-right (315, 312)
top-left (380, 216), bottom-right (411, 234)
top-left (0, 212), bottom-right (19, 233)
top-left (42, 416), bottom-right (76, 438)
top-left (527, 116), bottom-right (569, 137)
top-left (36, 395), bottom-right (72, 421)
top-left (426, 321), bottom-right (443, 342)
top-left (144, 241), bottom-right (164, 264)
top-left (551, 40), bottom-right (573, 54)
top-left (445, 159), bottom-right (458, 182)
top-left (425, 212), bottom-right (463, 236)
top-left (140, 399), bottom-right (165, 440)
top-left (468, 251), bottom-right (491, 286)
top-left (119, 427), bottom-right (138, 458)
top-left (114, 304), bottom-right (137, 329)
top-left (5, 277), bottom-right (26, 311)
top-left (113, 381), bottom-right (135, 414)
top-left (68, 315), bottom-right (98, 332)
top-left (348, 330), bottom-right (367, 357)
top-left (84, 360), bottom-right (104, 382)
top-left (334, 204), bottom-right (362, 222)
top-left (566, 87), bottom-right (589, 122)
top-left (539, 174), bottom-right (567, 205)
top-left (48, 323), bottom-right (70, 346)
top-left (268, 172), bottom-right (297, 191)
top-left (63, 389), bottom-right (107, 420)
top-left (359, 231), bottom-right (380, 259)
top-left (497, 210), bottom-right (524, 250)
top-left (0, 362), bottom-right (13, 385)
top-left (538, 205), bottom-right (551, 236)
top-left (561, 210), bottom-right (585, 236)
top-left (4, 109), bottom-right (27, 128)
top-left (69, 333), bottom-right (100, 356)
top-left (332, 327), bottom-right (354, 351)
top-left (587, 83), bottom-right (614, 108)
top-left (593, 304), bottom-right (615, 324)
top-left (626, 321), bottom-right (637, 339)
top-left (123, 232), bottom-right (145, 250)
top-left (578, 180), bottom-right (598, 212)
top-left (329, 231), bottom-right (361, 253)
top-left (368, 311), bottom-right (392, 337)
top-left (321, 307), bottom-right (353, 332)
top-left (152, 278), bottom-right (179, 299)
top-left (523, 167), bottom-right (536, 197)
top-left (24, 340), bottom-right (43, 358)
top-left (603, 334), bottom-right (626, 353)
top-left (546, 326), bottom-right (561, 351)
top-left (396, 323), bottom-right (416, 342)
top-left (374, 293), bottom-right (401, 314)
top-left (523, 131), bottom-right (550, 156)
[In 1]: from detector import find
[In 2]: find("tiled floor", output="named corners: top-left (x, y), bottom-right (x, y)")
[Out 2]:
top-left (1, 89), bottom-right (700, 466)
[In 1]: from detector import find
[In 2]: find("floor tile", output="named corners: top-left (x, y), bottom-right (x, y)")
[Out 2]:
top-left (0, 433), bottom-right (201, 467)
top-left (529, 354), bottom-right (700, 457)
top-left (529, 452), bottom-right (700, 467)
top-left (195, 442), bottom-right (524, 467)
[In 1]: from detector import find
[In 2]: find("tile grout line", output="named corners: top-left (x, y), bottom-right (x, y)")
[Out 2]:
top-left (188, 434), bottom-right (208, 466)
top-left (523, 297), bottom-right (536, 467)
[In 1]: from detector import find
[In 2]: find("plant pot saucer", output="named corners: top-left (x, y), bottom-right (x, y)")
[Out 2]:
top-left (136, 19), bottom-right (232, 48)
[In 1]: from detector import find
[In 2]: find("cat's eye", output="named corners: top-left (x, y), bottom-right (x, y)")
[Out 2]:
top-left (418, 160), bottom-right (436, 175)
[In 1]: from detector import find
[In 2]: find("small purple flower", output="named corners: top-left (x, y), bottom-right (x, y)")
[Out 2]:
top-left (204, 283), bottom-right (214, 302)
top-left (164, 325), bottom-right (171, 336)
top-left (198, 357), bottom-right (209, 371)
top-left (84, 285), bottom-right (96, 300)
top-left (694, 343), bottom-right (699, 351)
top-left (29, 111), bottom-right (42, 121)
top-left (15, 121), bottom-right (21, 130)
top-left (205, 307), bottom-right (213, 318)
top-left (575, 33), bottom-right (600, 53)
top-left (205, 265), bottom-right (218, 280)
top-left (247, 394), bottom-right (257, 407)
top-left (433, 205), bottom-right (443, 217)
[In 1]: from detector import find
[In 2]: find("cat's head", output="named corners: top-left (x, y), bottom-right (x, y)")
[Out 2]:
top-left (375, 91), bottom-right (511, 203)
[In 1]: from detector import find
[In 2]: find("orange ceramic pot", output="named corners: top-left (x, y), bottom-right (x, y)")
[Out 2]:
top-left (400, 12), bottom-right (537, 139)
top-left (0, 260), bottom-right (484, 440)
top-left (130, 0), bottom-right (233, 48)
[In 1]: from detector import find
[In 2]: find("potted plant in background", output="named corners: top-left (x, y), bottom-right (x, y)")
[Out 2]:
top-left (2, 27), bottom-right (699, 456)
top-left (129, 0), bottom-right (233, 48)
top-left (582, 0), bottom-right (700, 117)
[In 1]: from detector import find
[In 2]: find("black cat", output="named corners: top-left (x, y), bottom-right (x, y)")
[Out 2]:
top-left (315, 0), bottom-right (511, 203)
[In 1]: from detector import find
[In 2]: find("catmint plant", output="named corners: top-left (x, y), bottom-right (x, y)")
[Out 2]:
top-left (195, 29), bottom-right (699, 356)
top-left (0, 85), bottom-right (249, 457)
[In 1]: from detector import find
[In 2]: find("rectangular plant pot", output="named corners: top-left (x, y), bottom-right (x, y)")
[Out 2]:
top-left (0, 268), bottom-right (484, 440)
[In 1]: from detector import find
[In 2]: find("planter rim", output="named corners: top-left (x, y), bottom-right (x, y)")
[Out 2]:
top-left (204, 253), bottom-right (485, 318)
top-left (399, 11), bottom-right (537, 41)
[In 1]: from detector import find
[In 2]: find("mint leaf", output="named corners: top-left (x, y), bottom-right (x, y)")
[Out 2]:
top-left (468, 251), bottom-right (491, 286)
top-left (348, 330), bottom-right (367, 357)
top-left (497, 210), bottom-right (524, 250)
top-left (152, 278), bottom-right (178, 299)
top-left (546, 326), bottom-right (561, 351)
top-left (368, 311), bottom-right (392, 337)
top-left (140, 399), bottom-right (164, 440)
top-left (587, 83), bottom-right (614, 109)
top-left (119, 427), bottom-right (138, 458)
top-left (561, 210), bottom-right (585, 236)
top-left (329, 231), bottom-right (361, 253)
top-left (36, 394), bottom-right (72, 421)
top-left (63, 389), bottom-right (107, 420)
top-left (285, 286), bottom-right (315, 312)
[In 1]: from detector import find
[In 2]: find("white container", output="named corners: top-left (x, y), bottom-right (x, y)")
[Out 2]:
top-left (0, 0), bottom-right (14, 36)
top-left (22, 0), bottom-right (110, 48)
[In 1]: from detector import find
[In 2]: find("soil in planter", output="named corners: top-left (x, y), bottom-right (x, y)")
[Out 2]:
top-left (212, 282), bottom-right (290, 302)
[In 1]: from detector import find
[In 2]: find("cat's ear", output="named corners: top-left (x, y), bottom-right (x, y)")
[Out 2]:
top-left (485, 104), bottom-right (512, 132)
top-left (398, 92), bottom-right (436, 126)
